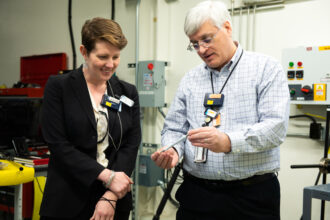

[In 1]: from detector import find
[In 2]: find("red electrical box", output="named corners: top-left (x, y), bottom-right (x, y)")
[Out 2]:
top-left (0, 53), bottom-right (67, 97)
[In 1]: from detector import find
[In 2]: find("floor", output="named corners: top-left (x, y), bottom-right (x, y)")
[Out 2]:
top-left (1, 135), bottom-right (329, 220)
top-left (136, 135), bottom-right (330, 220)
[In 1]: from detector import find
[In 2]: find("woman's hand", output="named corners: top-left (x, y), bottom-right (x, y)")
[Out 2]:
top-left (90, 191), bottom-right (117, 220)
top-left (98, 169), bottom-right (133, 199)
top-left (109, 171), bottom-right (133, 199)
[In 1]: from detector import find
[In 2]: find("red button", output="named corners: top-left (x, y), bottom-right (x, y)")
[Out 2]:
top-left (301, 88), bottom-right (309, 93)
top-left (147, 63), bottom-right (154, 70)
top-left (297, 61), bottom-right (303, 67)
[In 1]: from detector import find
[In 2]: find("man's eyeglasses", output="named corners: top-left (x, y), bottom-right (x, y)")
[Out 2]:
top-left (96, 110), bottom-right (109, 144)
top-left (187, 29), bottom-right (220, 52)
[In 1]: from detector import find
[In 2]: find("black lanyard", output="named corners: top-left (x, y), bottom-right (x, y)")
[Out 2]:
top-left (210, 50), bottom-right (244, 94)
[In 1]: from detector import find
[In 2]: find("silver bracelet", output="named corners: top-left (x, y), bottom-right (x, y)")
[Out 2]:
top-left (103, 170), bottom-right (115, 188)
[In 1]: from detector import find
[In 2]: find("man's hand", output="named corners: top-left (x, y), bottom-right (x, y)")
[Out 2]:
top-left (151, 147), bottom-right (179, 169)
top-left (188, 126), bottom-right (231, 153)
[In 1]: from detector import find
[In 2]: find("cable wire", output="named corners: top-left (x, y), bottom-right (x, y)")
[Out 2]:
top-left (111, 0), bottom-right (115, 20)
top-left (68, 0), bottom-right (77, 69)
top-left (289, 114), bottom-right (316, 123)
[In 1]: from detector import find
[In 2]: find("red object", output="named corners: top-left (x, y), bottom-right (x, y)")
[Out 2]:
top-left (14, 156), bottom-right (49, 166)
top-left (32, 158), bottom-right (49, 165)
top-left (22, 182), bottom-right (33, 218)
top-left (0, 88), bottom-right (44, 97)
top-left (0, 204), bottom-right (14, 214)
top-left (301, 88), bottom-right (310, 93)
top-left (297, 61), bottom-right (303, 67)
top-left (20, 53), bottom-right (67, 87)
top-left (147, 63), bottom-right (154, 71)
top-left (0, 53), bottom-right (67, 97)
top-left (29, 146), bottom-right (49, 156)
top-left (0, 182), bottom-right (33, 218)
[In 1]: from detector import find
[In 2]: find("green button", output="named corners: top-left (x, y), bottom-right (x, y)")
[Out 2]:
top-left (289, 62), bottom-right (294, 67)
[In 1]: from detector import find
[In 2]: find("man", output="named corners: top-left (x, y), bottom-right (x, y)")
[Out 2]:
top-left (151, 1), bottom-right (290, 220)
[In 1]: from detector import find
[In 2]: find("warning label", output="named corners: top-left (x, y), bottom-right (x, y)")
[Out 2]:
top-left (319, 46), bottom-right (330, 51)
top-left (313, 83), bottom-right (326, 101)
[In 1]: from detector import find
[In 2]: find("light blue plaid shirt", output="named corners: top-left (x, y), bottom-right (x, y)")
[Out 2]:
top-left (161, 45), bottom-right (290, 180)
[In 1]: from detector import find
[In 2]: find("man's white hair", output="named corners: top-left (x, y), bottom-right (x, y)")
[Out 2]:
top-left (184, 1), bottom-right (232, 36)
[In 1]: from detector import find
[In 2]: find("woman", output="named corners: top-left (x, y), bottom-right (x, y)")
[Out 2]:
top-left (40, 17), bottom-right (141, 220)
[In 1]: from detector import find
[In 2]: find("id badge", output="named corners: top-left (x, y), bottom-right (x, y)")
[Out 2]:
top-left (212, 113), bottom-right (221, 127)
top-left (203, 93), bottom-right (224, 108)
top-left (194, 147), bottom-right (207, 163)
top-left (101, 94), bottom-right (121, 111)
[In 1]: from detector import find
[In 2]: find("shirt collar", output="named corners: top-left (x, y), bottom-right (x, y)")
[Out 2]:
top-left (204, 41), bottom-right (243, 75)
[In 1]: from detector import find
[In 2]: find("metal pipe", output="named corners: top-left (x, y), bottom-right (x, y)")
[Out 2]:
top-left (246, 6), bottom-right (250, 50)
top-left (252, 4), bottom-right (256, 51)
top-left (239, 7), bottom-right (243, 44)
top-left (135, 0), bottom-right (141, 86)
top-left (243, 0), bottom-right (284, 7)
top-left (231, 0), bottom-right (234, 17)
top-left (231, 0), bottom-right (234, 41)
top-left (229, 4), bottom-right (284, 15)
top-left (132, 2), bottom-right (141, 220)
